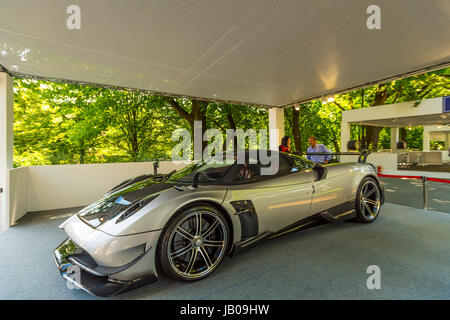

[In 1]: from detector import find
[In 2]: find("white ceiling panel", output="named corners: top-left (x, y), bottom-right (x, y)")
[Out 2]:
top-left (1, 0), bottom-right (449, 107)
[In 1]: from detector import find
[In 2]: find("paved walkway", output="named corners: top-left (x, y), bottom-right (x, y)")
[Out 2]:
top-left (0, 203), bottom-right (449, 300)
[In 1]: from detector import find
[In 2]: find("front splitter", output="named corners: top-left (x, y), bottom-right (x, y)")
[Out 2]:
top-left (53, 238), bottom-right (157, 297)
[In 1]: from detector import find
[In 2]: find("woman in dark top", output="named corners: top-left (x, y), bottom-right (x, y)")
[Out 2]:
top-left (279, 136), bottom-right (292, 153)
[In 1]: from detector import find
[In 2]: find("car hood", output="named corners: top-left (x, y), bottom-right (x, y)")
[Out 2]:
top-left (78, 176), bottom-right (175, 228)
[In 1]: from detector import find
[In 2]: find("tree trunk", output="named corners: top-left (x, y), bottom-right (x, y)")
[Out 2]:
top-left (399, 127), bottom-right (407, 141)
top-left (292, 107), bottom-right (302, 153)
top-left (364, 126), bottom-right (382, 150)
top-left (362, 85), bottom-right (389, 150)
top-left (166, 98), bottom-right (208, 159)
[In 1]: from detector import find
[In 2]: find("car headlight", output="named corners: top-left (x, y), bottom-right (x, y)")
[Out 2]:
top-left (115, 194), bottom-right (158, 223)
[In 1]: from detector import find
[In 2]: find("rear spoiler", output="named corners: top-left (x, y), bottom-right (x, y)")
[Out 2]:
top-left (293, 149), bottom-right (371, 164)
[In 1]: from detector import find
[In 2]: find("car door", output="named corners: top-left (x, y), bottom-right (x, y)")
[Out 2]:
top-left (224, 154), bottom-right (315, 234)
top-left (309, 164), bottom-right (356, 215)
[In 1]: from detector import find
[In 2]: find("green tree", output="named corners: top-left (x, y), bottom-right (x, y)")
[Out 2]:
top-left (286, 68), bottom-right (450, 153)
top-left (101, 91), bottom-right (183, 161)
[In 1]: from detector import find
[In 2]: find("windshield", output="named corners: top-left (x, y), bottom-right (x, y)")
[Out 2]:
top-left (168, 158), bottom-right (235, 183)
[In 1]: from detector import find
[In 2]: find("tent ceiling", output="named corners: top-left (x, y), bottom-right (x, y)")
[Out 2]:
top-left (1, 0), bottom-right (449, 107)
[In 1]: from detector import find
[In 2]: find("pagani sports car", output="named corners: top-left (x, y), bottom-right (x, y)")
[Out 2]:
top-left (54, 150), bottom-right (384, 296)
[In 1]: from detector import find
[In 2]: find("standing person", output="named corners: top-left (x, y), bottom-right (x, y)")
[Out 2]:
top-left (279, 136), bottom-right (292, 153)
top-left (307, 136), bottom-right (332, 164)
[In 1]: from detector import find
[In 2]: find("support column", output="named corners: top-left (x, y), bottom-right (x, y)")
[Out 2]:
top-left (390, 127), bottom-right (399, 150)
top-left (269, 107), bottom-right (284, 150)
top-left (423, 127), bottom-right (430, 151)
top-left (445, 133), bottom-right (450, 162)
top-left (340, 121), bottom-right (351, 152)
top-left (0, 72), bottom-right (13, 233)
top-left (445, 132), bottom-right (450, 149)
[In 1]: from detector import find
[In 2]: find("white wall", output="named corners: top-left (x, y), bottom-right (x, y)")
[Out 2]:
top-left (424, 125), bottom-right (450, 162)
top-left (9, 167), bottom-right (28, 224)
top-left (342, 97), bottom-right (444, 123)
top-left (340, 152), bottom-right (398, 171)
top-left (8, 161), bottom-right (188, 224)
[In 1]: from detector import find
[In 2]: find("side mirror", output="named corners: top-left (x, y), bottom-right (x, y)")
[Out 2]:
top-left (192, 172), bottom-right (200, 188)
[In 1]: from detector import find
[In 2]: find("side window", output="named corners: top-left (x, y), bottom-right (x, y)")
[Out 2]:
top-left (197, 163), bottom-right (233, 182)
top-left (233, 162), bottom-right (262, 183)
top-left (232, 154), bottom-right (294, 184)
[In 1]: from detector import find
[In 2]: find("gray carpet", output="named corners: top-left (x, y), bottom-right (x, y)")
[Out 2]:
top-left (0, 203), bottom-right (449, 300)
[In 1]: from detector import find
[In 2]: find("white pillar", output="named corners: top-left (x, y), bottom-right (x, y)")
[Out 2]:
top-left (0, 72), bottom-right (13, 233)
top-left (390, 127), bottom-right (398, 150)
top-left (423, 127), bottom-right (430, 151)
top-left (340, 121), bottom-right (351, 152)
top-left (269, 108), bottom-right (284, 150)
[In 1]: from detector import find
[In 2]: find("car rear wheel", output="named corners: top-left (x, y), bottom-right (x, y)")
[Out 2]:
top-left (355, 177), bottom-right (381, 223)
top-left (157, 205), bottom-right (229, 281)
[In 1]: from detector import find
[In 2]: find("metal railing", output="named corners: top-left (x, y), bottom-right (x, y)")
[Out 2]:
top-left (377, 173), bottom-right (450, 211)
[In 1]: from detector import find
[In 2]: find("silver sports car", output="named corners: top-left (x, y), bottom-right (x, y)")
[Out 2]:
top-left (53, 150), bottom-right (384, 296)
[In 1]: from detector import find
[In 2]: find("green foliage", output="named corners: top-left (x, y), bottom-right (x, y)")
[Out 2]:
top-left (430, 140), bottom-right (446, 150)
top-left (378, 127), bottom-right (391, 150)
top-left (286, 68), bottom-right (450, 152)
top-left (405, 127), bottom-right (423, 150)
top-left (285, 101), bottom-right (342, 152)
top-left (13, 68), bottom-right (450, 167)
top-left (13, 79), bottom-right (185, 166)
top-left (206, 103), bottom-right (269, 149)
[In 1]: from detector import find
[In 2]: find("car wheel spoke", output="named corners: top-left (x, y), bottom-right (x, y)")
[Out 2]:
top-left (360, 201), bottom-right (366, 214)
top-left (362, 200), bottom-right (373, 216)
top-left (176, 227), bottom-right (195, 241)
top-left (202, 220), bottom-right (219, 238)
top-left (185, 248), bottom-right (198, 274)
top-left (364, 198), bottom-right (379, 206)
top-left (199, 247), bottom-right (212, 268)
top-left (203, 239), bottom-right (225, 247)
top-left (365, 187), bottom-right (377, 198)
top-left (195, 213), bottom-right (202, 236)
top-left (363, 183), bottom-right (369, 194)
top-left (170, 244), bottom-right (192, 259)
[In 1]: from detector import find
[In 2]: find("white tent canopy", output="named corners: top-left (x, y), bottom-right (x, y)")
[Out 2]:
top-left (1, 0), bottom-right (449, 107)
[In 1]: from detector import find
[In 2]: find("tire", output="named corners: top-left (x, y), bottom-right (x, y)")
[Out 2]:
top-left (157, 204), bottom-right (230, 281)
top-left (355, 177), bottom-right (382, 223)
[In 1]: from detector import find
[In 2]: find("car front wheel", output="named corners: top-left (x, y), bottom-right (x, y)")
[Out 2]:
top-left (157, 205), bottom-right (229, 281)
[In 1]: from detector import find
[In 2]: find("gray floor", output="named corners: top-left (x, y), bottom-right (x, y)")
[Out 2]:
top-left (0, 203), bottom-right (449, 300)
top-left (380, 177), bottom-right (450, 213)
